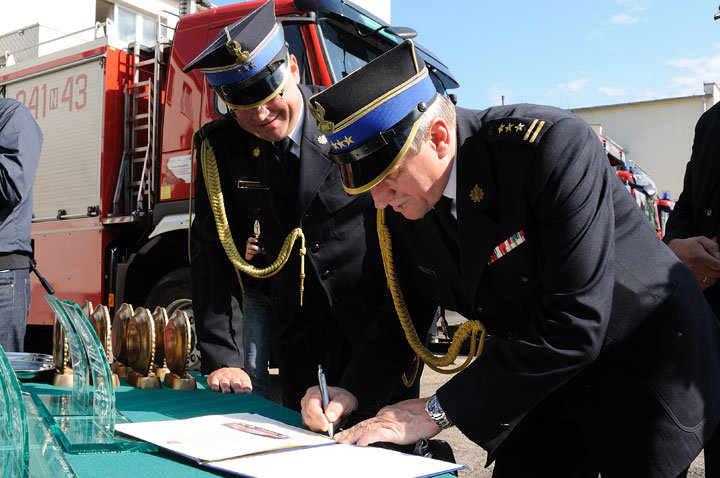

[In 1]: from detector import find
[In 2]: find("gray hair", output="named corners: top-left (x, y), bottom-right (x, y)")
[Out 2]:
top-left (408, 94), bottom-right (456, 155)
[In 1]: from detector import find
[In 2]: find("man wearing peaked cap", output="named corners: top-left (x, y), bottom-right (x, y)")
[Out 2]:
top-left (183, 0), bottom-right (290, 111)
top-left (186, 2), bottom-right (434, 413)
top-left (301, 39), bottom-right (720, 476)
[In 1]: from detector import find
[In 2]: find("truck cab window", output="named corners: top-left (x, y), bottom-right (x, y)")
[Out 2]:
top-left (317, 15), bottom-right (449, 97)
top-left (282, 24), bottom-right (312, 85)
top-left (316, 16), bottom-right (384, 81)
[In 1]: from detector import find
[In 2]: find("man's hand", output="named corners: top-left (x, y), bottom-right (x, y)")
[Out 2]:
top-left (245, 237), bottom-right (260, 261)
top-left (207, 367), bottom-right (253, 394)
top-left (667, 236), bottom-right (720, 290)
top-left (301, 386), bottom-right (358, 434)
top-left (333, 398), bottom-right (441, 446)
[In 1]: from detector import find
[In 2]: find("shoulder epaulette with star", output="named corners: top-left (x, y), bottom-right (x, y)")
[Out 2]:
top-left (483, 117), bottom-right (554, 147)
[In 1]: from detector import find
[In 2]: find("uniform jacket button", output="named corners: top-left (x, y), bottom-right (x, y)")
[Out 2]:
top-left (321, 270), bottom-right (332, 280)
top-left (505, 330), bottom-right (516, 340)
top-left (303, 213), bottom-right (311, 220)
top-left (476, 306), bottom-right (484, 315)
top-left (333, 296), bottom-right (342, 304)
top-left (498, 422), bottom-right (510, 431)
top-left (273, 296), bottom-right (279, 305)
top-left (673, 331), bottom-right (683, 342)
top-left (706, 208), bottom-right (713, 217)
top-left (311, 243), bottom-right (321, 253)
top-left (520, 275), bottom-right (529, 284)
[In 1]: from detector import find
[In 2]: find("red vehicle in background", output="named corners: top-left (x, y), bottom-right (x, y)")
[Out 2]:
top-left (0, 0), bottom-right (459, 359)
top-left (597, 133), bottom-right (674, 238)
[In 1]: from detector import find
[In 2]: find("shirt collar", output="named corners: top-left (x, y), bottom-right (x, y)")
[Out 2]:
top-left (287, 95), bottom-right (304, 157)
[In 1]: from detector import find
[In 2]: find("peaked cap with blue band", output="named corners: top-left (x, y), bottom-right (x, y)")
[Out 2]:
top-left (308, 40), bottom-right (437, 194)
top-left (183, 0), bottom-right (289, 109)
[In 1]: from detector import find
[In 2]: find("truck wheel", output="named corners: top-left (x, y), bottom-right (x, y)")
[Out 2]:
top-left (145, 267), bottom-right (201, 371)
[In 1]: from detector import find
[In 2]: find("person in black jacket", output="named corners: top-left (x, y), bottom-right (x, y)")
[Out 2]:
top-left (301, 40), bottom-right (720, 477)
top-left (0, 98), bottom-right (42, 353)
top-left (185, 0), bottom-right (431, 411)
top-left (664, 100), bottom-right (720, 477)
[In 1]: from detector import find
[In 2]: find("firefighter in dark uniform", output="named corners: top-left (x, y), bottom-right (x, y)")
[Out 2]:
top-left (664, 100), bottom-right (720, 477)
top-left (185, 1), bottom-right (431, 411)
top-left (300, 40), bottom-right (720, 477)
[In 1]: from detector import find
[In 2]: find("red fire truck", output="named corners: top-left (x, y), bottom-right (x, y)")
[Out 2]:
top-left (0, 0), bottom-right (459, 356)
top-left (597, 132), bottom-right (674, 238)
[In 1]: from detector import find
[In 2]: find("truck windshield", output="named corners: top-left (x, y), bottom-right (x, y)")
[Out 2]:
top-left (317, 14), bottom-right (448, 97)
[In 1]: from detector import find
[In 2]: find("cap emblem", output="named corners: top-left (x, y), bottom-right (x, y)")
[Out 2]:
top-left (226, 40), bottom-right (251, 65)
top-left (309, 101), bottom-right (335, 135)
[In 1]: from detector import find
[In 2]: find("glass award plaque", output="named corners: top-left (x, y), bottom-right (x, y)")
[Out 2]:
top-left (89, 304), bottom-right (119, 387)
top-left (0, 344), bottom-right (29, 477)
top-left (36, 296), bottom-right (156, 454)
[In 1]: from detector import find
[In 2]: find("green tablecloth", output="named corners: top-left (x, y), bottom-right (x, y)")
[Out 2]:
top-left (22, 376), bottom-right (457, 477)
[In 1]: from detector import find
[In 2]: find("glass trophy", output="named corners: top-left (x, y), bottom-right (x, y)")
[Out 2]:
top-left (0, 344), bottom-right (29, 476)
top-left (35, 295), bottom-right (156, 453)
top-left (89, 304), bottom-right (119, 387)
top-left (1, 344), bottom-right (76, 477)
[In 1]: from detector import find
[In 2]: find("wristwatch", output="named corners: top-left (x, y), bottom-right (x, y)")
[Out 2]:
top-left (424, 394), bottom-right (453, 429)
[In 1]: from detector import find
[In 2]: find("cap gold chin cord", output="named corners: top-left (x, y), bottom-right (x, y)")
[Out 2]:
top-left (198, 137), bottom-right (306, 305)
top-left (377, 208), bottom-right (486, 386)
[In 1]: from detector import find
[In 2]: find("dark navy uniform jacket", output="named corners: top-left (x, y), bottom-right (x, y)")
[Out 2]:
top-left (0, 99), bottom-right (41, 258)
top-left (191, 85), bottom-right (432, 410)
top-left (665, 101), bottom-right (720, 312)
top-left (363, 104), bottom-right (720, 476)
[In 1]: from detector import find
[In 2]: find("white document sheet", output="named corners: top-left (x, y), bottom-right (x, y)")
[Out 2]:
top-left (116, 413), bottom-right (464, 477)
top-left (115, 413), bottom-right (333, 462)
top-left (209, 443), bottom-right (464, 478)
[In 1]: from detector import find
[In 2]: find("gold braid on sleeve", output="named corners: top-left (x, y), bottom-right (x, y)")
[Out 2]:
top-left (200, 138), bottom-right (306, 305)
top-left (376, 208), bottom-right (486, 386)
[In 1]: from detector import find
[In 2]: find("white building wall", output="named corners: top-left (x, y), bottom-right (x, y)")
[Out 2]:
top-left (572, 84), bottom-right (720, 199)
top-left (0, 0), bottom-right (201, 64)
top-left (0, 0), bottom-right (97, 58)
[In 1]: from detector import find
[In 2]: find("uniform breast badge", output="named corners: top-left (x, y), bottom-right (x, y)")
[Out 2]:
top-left (487, 230), bottom-right (526, 265)
top-left (470, 185), bottom-right (484, 202)
top-left (252, 146), bottom-right (261, 158)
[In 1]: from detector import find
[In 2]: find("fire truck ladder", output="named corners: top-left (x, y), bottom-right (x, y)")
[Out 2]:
top-left (111, 12), bottom-right (177, 219)
top-left (114, 42), bottom-right (161, 217)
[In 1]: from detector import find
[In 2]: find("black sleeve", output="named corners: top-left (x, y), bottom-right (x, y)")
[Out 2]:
top-left (663, 108), bottom-right (714, 243)
top-left (437, 117), bottom-right (617, 449)
top-left (190, 137), bottom-right (246, 374)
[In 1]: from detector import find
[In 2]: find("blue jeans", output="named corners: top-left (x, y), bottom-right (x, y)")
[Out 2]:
top-left (0, 269), bottom-right (30, 352)
top-left (242, 290), bottom-right (272, 398)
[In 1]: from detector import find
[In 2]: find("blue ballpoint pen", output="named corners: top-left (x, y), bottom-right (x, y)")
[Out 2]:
top-left (317, 364), bottom-right (334, 437)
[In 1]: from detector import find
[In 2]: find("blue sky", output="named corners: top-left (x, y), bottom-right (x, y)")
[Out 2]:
top-left (214, 1), bottom-right (720, 110)
top-left (392, 1), bottom-right (720, 110)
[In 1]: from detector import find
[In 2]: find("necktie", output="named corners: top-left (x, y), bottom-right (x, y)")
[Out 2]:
top-left (434, 196), bottom-right (459, 265)
top-left (274, 137), bottom-right (298, 180)
top-left (435, 196), bottom-right (457, 231)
